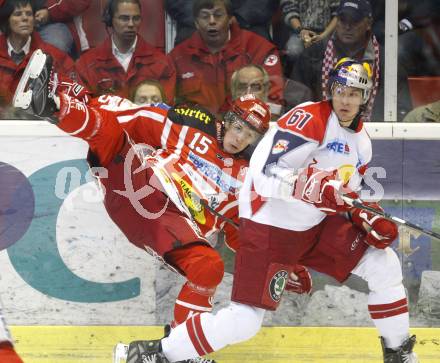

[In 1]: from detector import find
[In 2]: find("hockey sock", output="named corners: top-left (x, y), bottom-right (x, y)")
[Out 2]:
top-left (368, 284), bottom-right (410, 349)
top-left (173, 282), bottom-right (214, 327)
top-left (162, 302), bottom-right (265, 362)
top-left (167, 244), bottom-right (224, 327)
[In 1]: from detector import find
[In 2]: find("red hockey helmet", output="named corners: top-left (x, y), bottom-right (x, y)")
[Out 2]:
top-left (225, 94), bottom-right (271, 134)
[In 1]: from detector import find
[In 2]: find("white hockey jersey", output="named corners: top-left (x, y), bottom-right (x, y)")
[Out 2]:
top-left (239, 101), bottom-right (372, 231)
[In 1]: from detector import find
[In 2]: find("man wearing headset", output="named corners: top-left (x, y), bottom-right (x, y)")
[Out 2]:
top-left (75, 0), bottom-right (176, 102)
top-left (123, 59), bottom-right (418, 363)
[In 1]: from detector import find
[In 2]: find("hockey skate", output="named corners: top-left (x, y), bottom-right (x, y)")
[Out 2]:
top-left (112, 325), bottom-right (216, 363)
top-left (12, 49), bottom-right (57, 119)
top-left (126, 339), bottom-right (169, 363)
top-left (381, 335), bottom-right (418, 363)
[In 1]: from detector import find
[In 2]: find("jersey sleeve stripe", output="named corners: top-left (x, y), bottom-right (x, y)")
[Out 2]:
top-left (117, 109), bottom-right (166, 124)
top-left (161, 118), bottom-right (173, 149)
top-left (174, 126), bottom-right (189, 155)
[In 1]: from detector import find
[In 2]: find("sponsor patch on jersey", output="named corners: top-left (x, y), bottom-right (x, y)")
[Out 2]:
top-left (337, 164), bottom-right (356, 184)
top-left (272, 139), bottom-right (289, 154)
top-left (188, 151), bottom-right (242, 193)
top-left (264, 54), bottom-right (279, 66)
top-left (326, 139), bottom-right (350, 155)
top-left (173, 106), bottom-right (213, 124)
top-left (269, 270), bottom-right (288, 302)
top-left (172, 172), bottom-right (206, 224)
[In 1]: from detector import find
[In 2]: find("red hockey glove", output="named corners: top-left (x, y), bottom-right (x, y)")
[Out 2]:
top-left (350, 202), bottom-right (398, 249)
top-left (293, 167), bottom-right (358, 215)
top-left (285, 265), bottom-right (312, 295)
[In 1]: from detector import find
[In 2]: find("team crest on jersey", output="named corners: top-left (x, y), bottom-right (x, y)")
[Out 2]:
top-left (326, 139), bottom-right (350, 155)
top-left (269, 270), bottom-right (288, 302)
top-left (272, 139), bottom-right (289, 154)
top-left (264, 54), bottom-right (279, 66)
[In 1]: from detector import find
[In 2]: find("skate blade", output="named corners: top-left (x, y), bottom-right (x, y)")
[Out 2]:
top-left (12, 49), bottom-right (47, 109)
top-left (112, 343), bottom-right (129, 363)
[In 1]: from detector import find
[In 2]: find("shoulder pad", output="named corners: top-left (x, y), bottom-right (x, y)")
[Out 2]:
top-left (168, 103), bottom-right (217, 136)
top-left (277, 101), bottom-right (332, 144)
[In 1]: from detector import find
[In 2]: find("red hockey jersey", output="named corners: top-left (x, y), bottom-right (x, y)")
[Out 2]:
top-left (58, 95), bottom-right (247, 250)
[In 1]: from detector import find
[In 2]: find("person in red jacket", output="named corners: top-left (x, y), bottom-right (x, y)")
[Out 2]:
top-left (75, 0), bottom-right (176, 103)
top-left (0, 0), bottom-right (81, 116)
top-left (168, 0), bottom-right (284, 116)
top-left (34, 0), bottom-right (92, 58)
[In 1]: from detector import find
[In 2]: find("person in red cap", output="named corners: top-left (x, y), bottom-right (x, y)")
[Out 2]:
top-left (13, 50), bottom-right (275, 363)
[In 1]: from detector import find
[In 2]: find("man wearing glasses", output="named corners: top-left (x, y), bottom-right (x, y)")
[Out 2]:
top-left (75, 0), bottom-right (176, 103)
top-left (168, 0), bottom-right (284, 116)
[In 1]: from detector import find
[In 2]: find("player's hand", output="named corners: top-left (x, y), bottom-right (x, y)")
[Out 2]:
top-left (350, 202), bottom-right (398, 249)
top-left (292, 167), bottom-right (358, 214)
top-left (285, 265), bottom-right (312, 294)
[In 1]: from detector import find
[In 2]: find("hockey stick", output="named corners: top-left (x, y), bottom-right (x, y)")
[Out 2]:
top-left (200, 199), bottom-right (239, 228)
top-left (343, 196), bottom-right (440, 241)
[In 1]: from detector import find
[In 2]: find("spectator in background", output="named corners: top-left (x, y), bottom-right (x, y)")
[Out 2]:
top-left (292, 0), bottom-right (412, 121)
top-left (34, 0), bottom-right (91, 58)
top-left (280, 0), bottom-right (339, 71)
top-left (75, 0), bottom-right (176, 103)
top-left (0, 298), bottom-right (23, 363)
top-left (403, 100), bottom-right (440, 123)
top-left (165, 0), bottom-right (279, 46)
top-left (372, 0), bottom-right (440, 76)
top-left (231, 0), bottom-right (280, 42)
top-left (228, 63), bottom-right (312, 117)
top-left (130, 79), bottom-right (165, 105)
top-left (168, 0), bottom-right (284, 116)
top-left (0, 0), bottom-right (76, 115)
top-left (164, 0), bottom-right (195, 46)
top-left (230, 64), bottom-right (270, 101)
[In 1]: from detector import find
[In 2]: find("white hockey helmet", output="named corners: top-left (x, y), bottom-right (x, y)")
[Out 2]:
top-left (328, 57), bottom-right (373, 104)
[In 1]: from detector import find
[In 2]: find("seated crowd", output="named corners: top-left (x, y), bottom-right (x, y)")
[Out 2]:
top-left (0, 0), bottom-right (439, 122)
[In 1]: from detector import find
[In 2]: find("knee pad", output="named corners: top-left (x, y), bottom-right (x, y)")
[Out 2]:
top-left (362, 248), bottom-right (403, 292)
top-left (184, 245), bottom-right (225, 288)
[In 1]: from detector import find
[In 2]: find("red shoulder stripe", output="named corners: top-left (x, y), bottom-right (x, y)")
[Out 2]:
top-left (277, 101), bottom-right (332, 144)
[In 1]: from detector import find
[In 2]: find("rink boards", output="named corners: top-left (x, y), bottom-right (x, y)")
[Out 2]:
top-left (11, 326), bottom-right (440, 362)
top-left (1, 122), bottom-right (440, 362)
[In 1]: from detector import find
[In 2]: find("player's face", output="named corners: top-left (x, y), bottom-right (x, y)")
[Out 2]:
top-left (195, 3), bottom-right (232, 50)
top-left (223, 119), bottom-right (260, 154)
top-left (112, 2), bottom-right (142, 43)
top-left (331, 84), bottom-right (363, 125)
top-left (133, 84), bottom-right (163, 105)
top-left (9, 4), bottom-right (34, 38)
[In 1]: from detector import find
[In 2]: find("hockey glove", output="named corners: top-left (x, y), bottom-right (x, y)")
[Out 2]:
top-left (285, 265), bottom-right (312, 295)
top-left (292, 167), bottom-right (358, 215)
top-left (350, 202), bottom-right (398, 249)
